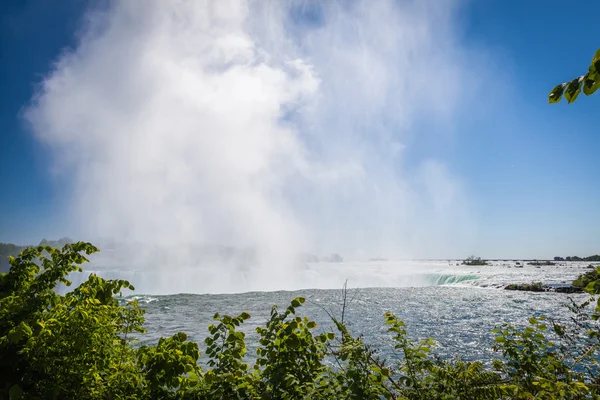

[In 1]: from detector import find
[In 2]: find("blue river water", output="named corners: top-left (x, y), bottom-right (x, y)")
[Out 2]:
top-left (104, 260), bottom-right (597, 364)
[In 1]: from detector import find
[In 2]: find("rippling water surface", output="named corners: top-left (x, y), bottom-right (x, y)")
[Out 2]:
top-left (110, 260), bottom-right (597, 363)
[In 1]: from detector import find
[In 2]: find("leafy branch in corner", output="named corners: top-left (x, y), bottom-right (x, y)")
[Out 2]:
top-left (549, 48), bottom-right (600, 103)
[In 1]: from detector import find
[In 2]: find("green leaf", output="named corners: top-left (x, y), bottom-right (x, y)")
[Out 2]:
top-left (564, 77), bottom-right (582, 103)
top-left (291, 297), bottom-right (305, 308)
top-left (551, 48), bottom-right (600, 103)
top-left (494, 336), bottom-right (506, 343)
top-left (9, 385), bottom-right (23, 400)
top-left (592, 48), bottom-right (600, 65)
top-left (582, 72), bottom-right (598, 96)
top-left (586, 281), bottom-right (596, 291)
top-left (548, 83), bottom-right (565, 103)
top-left (7, 328), bottom-right (23, 344)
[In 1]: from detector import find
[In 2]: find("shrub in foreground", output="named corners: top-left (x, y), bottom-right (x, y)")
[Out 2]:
top-left (1, 243), bottom-right (600, 399)
top-left (573, 267), bottom-right (600, 289)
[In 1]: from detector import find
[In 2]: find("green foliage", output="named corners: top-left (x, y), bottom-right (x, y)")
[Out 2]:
top-left (254, 298), bottom-right (333, 399)
top-left (199, 312), bottom-right (257, 399)
top-left (138, 332), bottom-right (201, 399)
top-left (493, 315), bottom-right (597, 399)
top-left (0, 243), bottom-right (27, 273)
top-left (0, 240), bottom-right (74, 273)
top-left (382, 312), bottom-right (505, 400)
top-left (549, 48), bottom-right (600, 103)
top-left (39, 237), bottom-right (73, 247)
top-left (3, 242), bottom-right (600, 399)
top-left (573, 267), bottom-right (600, 289)
top-left (0, 242), bottom-right (149, 398)
top-left (328, 317), bottom-right (394, 399)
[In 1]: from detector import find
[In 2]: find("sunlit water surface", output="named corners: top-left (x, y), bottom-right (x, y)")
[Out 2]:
top-left (96, 260), bottom-right (599, 363)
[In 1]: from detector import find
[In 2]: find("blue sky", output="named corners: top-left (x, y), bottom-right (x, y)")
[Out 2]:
top-left (0, 0), bottom-right (599, 258)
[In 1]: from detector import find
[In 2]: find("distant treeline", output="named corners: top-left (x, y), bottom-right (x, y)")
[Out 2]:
top-left (0, 238), bottom-right (72, 272)
top-left (554, 255), bottom-right (600, 262)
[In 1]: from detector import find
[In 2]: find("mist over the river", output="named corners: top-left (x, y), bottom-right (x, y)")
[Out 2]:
top-left (25, 1), bottom-right (500, 292)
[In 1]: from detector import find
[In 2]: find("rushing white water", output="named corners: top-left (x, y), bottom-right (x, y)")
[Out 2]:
top-left (68, 259), bottom-right (594, 295)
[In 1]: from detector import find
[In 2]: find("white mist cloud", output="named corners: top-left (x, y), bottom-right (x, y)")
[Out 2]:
top-left (26, 0), bottom-right (494, 291)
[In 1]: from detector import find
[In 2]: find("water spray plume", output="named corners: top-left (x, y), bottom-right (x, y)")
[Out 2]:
top-left (26, 0), bottom-right (492, 293)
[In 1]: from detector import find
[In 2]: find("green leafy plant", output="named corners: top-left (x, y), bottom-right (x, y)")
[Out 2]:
top-left (255, 297), bottom-right (333, 399)
top-left (0, 242), bottom-right (147, 399)
top-left (492, 316), bottom-right (590, 399)
top-left (573, 267), bottom-right (600, 289)
top-left (549, 48), bottom-right (600, 103)
top-left (199, 311), bottom-right (258, 399)
top-left (138, 332), bottom-right (201, 399)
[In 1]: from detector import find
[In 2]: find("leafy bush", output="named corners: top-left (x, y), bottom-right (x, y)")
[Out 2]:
top-left (0, 243), bottom-right (150, 399)
top-left (0, 243), bottom-right (27, 273)
top-left (2, 243), bottom-right (600, 399)
top-left (573, 267), bottom-right (600, 288)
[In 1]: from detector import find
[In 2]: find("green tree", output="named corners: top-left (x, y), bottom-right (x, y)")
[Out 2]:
top-left (0, 243), bottom-right (147, 398)
top-left (549, 48), bottom-right (600, 103)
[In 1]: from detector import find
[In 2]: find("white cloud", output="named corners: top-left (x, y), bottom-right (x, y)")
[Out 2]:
top-left (26, 0), bottom-right (493, 292)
